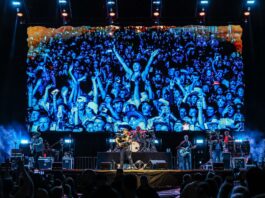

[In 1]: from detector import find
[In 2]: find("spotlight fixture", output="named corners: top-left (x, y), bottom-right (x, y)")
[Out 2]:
top-left (64, 138), bottom-right (73, 144)
top-left (59, 0), bottom-right (67, 4)
top-left (12, 1), bottom-right (21, 6)
top-left (153, 0), bottom-right (161, 4)
top-left (243, 0), bottom-right (255, 20)
top-left (17, 12), bottom-right (24, 17)
top-left (244, 11), bottom-right (251, 16)
top-left (199, 11), bottom-right (206, 16)
top-left (153, 12), bottom-right (160, 17)
top-left (200, 0), bottom-right (209, 4)
top-left (108, 138), bottom-right (115, 143)
top-left (154, 139), bottom-right (159, 144)
top-left (107, 0), bottom-right (115, 5)
top-left (151, 0), bottom-right (162, 21)
top-left (196, 139), bottom-right (204, 144)
top-left (58, 0), bottom-right (72, 24)
top-left (109, 12), bottom-right (116, 17)
top-left (20, 139), bottom-right (29, 144)
top-left (62, 12), bottom-right (68, 17)
top-left (246, 0), bottom-right (255, 5)
top-left (106, 0), bottom-right (118, 23)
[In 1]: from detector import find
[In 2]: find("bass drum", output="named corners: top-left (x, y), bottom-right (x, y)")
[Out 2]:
top-left (129, 141), bottom-right (140, 152)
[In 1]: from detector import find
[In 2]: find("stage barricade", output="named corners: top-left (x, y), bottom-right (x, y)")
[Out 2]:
top-left (74, 157), bottom-right (97, 169)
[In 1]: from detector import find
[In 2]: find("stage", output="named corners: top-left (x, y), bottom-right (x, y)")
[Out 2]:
top-left (41, 169), bottom-right (235, 189)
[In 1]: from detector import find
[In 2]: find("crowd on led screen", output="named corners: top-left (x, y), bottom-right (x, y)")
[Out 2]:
top-left (26, 26), bottom-right (244, 132)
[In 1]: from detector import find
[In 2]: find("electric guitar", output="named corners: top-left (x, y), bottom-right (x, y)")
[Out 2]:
top-left (179, 145), bottom-right (196, 157)
top-left (115, 136), bottom-right (131, 148)
top-left (30, 138), bottom-right (44, 154)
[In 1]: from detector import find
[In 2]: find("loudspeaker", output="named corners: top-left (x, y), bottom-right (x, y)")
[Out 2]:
top-left (232, 157), bottom-right (245, 169)
top-left (213, 162), bottom-right (224, 170)
top-left (222, 152), bottom-right (231, 169)
top-left (38, 157), bottom-right (53, 170)
top-left (99, 162), bottom-right (113, 170)
top-left (52, 162), bottom-right (62, 170)
top-left (62, 157), bottom-right (74, 169)
top-left (146, 160), bottom-right (167, 169)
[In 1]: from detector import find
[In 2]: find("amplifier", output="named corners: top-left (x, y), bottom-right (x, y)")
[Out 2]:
top-left (62, 157), bottom-right (74, 169)
top-left (10, 155), bottom-right (24, 170)
top-left (232, 157), bottom-right (245, 169)
top-left (38, 157), bottom-right (53, 170)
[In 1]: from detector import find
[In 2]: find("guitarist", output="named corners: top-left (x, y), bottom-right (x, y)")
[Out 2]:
top-left (115, 128), bottom-right (135, 169)
top-left (177, 135), bottom-right (193, 170)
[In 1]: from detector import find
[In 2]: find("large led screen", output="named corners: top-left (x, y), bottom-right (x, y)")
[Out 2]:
top-left (27, 25), bottom-right (244, 132)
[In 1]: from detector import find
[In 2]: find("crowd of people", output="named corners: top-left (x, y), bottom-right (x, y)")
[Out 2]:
top-left (27, 26), bottom-right (245, 132)
top-left (1, 160), bottom-right (265, 198)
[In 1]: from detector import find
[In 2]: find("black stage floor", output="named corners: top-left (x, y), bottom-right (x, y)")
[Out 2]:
top-left (42, 169), bottom-right (236, 189)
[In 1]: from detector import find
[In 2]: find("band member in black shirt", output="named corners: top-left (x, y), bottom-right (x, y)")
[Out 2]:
top-left (116, 128), bottom-right (135, 169)
top-left (211, 132), bottom-right (223, 163)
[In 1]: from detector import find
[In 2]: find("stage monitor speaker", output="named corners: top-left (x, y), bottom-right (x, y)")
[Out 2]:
top-left (99, 162), bottom-right (113, 170)
top-left (38, 157), bottom-right (53, 170)
top-left (213, 162), bottom-right (224, 170)
top-left (146, 160), bottom-right (167, 169)
top-left (232, 157), bottom-right (245, 169)
top-left (62, 157), bottom-right (74, 169)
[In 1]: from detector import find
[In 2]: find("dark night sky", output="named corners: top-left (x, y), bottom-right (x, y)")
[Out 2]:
top-left (0, 0), bottom-right (265, 131)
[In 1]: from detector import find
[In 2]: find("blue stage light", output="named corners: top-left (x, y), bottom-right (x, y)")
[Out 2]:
top-left (196, 139), bottom-right (204, 144)
top-left (153, 1), bottom-right (161, 5)
top-left (107, 1), bottom-right (115, 5)
top-left (59, 0), bottom-right (67, 4)
top-left (64, 138), bottom-right (73, 144)
top-left (20, 139), bottom-right (29, 144)
top-left (235, 139), bottom-right (243, 143)
top-left (200, 0), bottom-right (209, 4)
top-left (154, 139), bottom-right (159, 144)
top-left (247, 0), bottom-right (255, 5)
top-left (108, 138), bottom-right (116, 143)
top-left (12, 1), bottom-right (21, 6)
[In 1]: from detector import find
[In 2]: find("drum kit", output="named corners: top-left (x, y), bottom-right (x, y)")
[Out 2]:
top-left (114, 129), bottom-right (157, 152)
